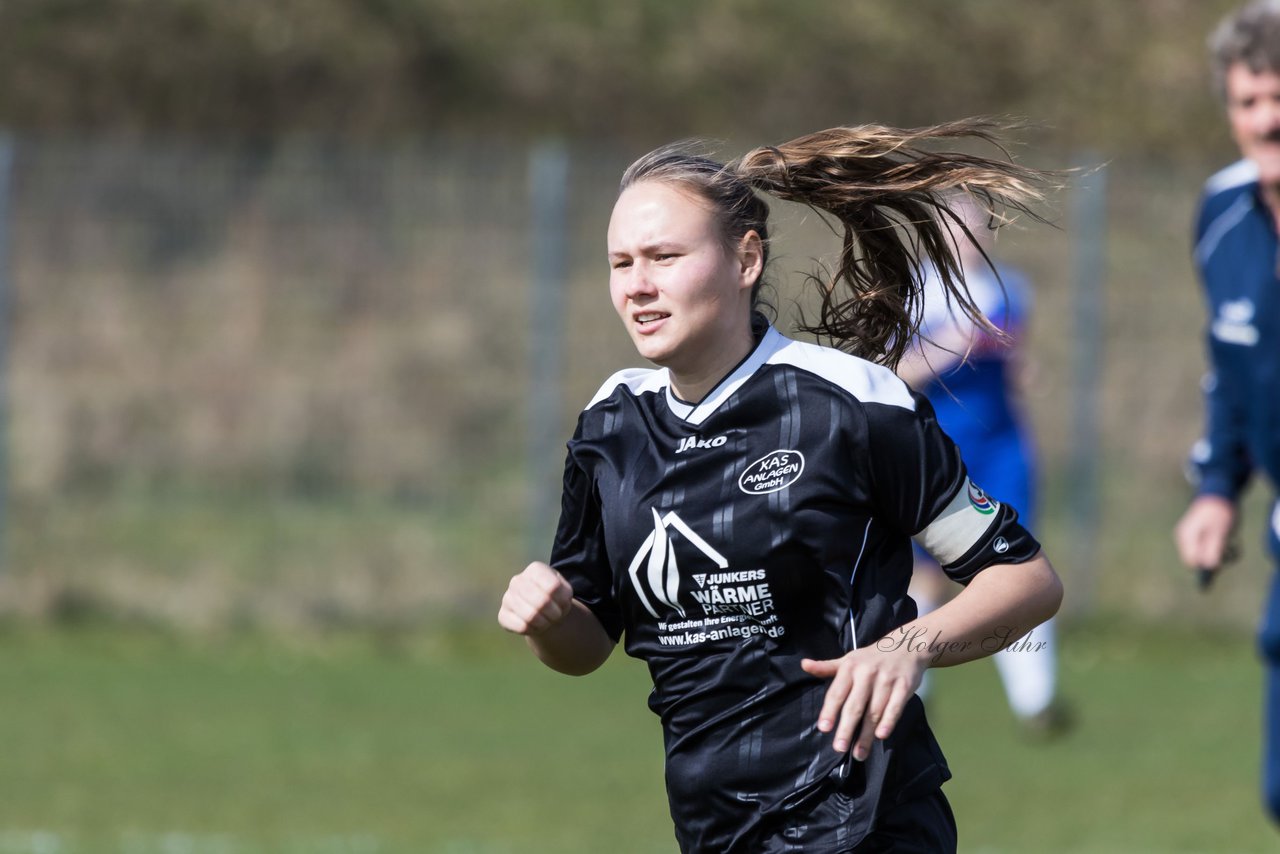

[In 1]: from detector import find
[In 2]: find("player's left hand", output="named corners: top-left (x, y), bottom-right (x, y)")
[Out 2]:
top-left (800, 644), bottom-right (927, 761)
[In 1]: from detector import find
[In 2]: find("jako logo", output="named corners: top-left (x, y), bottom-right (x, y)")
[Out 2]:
top-left (738, 450), bottom-right (805, 495)
top-left (676, 435), bottom-right (728, 454)
top-left (967, 480), bottom-right (998, 515)
top-left (627, 509), bottom-right (729, 618)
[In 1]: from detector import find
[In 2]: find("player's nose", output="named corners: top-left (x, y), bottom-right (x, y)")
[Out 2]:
top-left (626, 263), bottom-right (659, 299)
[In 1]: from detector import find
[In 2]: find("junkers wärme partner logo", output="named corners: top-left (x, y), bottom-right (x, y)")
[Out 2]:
top-left (738, 449), bottom-right (805, 495)
top-left (627, 509), bottom-right (728, 618)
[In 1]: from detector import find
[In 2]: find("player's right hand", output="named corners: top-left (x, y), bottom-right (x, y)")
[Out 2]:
top-left (498, 561), bottom-right (576, 636)
top-left (1173, 495), bottom-right (1236, 572)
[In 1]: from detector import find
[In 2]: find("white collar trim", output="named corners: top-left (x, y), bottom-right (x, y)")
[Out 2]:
top-left (664, 325), bottom-right (788, 426)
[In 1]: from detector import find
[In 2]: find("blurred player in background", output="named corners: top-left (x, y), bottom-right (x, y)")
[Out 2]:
top-left (897, 199), bottom-right (1069, 738)
top-left (1174, 0), bottom-right (1280, 822)
top-left (500, 121), bottom-right (1063, 852)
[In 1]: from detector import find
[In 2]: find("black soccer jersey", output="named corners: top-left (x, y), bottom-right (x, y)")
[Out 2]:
top-left (550, 320), bottom-right (1040, 854)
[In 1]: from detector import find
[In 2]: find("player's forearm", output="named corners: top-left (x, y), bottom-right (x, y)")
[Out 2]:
top-left (525, 599), bottom-right (616, 676)
top-left (885, 553), bottom-right (1062, 669)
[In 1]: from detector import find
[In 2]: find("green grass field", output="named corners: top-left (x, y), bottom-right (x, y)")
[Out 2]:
top-left (0, 617), bottom-right (1272, 853)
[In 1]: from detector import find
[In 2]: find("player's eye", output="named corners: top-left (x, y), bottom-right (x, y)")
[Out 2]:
top-left (611, 259), bottom-right (632, 269)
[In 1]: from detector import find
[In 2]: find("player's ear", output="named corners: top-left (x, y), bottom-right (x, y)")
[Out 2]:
top-left (737, 230), bottom-right (764, 291)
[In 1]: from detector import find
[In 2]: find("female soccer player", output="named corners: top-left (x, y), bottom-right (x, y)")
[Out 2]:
top-left (499, 121), bottom-right (1063, 853)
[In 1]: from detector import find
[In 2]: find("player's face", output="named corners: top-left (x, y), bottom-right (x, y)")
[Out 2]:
top-left (1226, 63), bottom-right (1280, 187)
top-left (607, 181), bottom-right (760, 376)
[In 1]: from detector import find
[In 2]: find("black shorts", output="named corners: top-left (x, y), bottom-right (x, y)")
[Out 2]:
top-left (849, 788), bottom-right (957, 854)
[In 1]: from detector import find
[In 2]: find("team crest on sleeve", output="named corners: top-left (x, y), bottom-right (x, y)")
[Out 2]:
top-left (738, 450), bottom-right (805, 495)
top-left (967, 481), bottom-right (997, 515)
top-left (914, 477), bottom-right (1000, 566)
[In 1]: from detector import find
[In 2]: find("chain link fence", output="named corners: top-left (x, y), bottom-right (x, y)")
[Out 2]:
top-left (0, 133), bottom-right (1261, 633)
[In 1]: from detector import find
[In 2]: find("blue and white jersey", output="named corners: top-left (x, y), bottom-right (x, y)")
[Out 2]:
top-left (915, 262), bottom-right (1036, 525)
top-left (1190, 160), bottom-right (1280, 531)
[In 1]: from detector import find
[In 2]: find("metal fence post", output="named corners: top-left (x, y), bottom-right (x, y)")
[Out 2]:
top-left (0, 133), bottom-right (14, 574)
top-left (1068, 158), bottom-right (1107, 611)
top-left (527, 140), bottom-right (569, 558)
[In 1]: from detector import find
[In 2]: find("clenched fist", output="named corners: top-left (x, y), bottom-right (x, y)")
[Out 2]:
top-left (498, 561), bottom-right (576, 635)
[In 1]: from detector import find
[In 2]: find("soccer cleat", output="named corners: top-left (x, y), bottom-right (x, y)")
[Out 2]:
top-left (1017, 699), bottom-right (1076, 741)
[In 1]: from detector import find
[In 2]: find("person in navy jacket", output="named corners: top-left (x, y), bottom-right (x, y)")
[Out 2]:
top-left (1175, 0), bottom-right (1280, 822)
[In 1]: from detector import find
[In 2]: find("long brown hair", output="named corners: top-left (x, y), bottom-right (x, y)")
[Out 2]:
top-left (620, 118), bottom-right (1052, 368)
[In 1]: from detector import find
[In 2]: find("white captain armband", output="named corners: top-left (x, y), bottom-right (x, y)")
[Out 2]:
top-left (913, 478), bottom-right (1000, 566)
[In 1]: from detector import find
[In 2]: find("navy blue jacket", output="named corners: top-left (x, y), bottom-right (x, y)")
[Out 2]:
top-left (1191, 160), bottom-right (1280, 554)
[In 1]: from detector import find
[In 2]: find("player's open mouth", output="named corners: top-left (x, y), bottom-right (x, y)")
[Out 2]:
top-left (635, 312), bottom-right (670, 327)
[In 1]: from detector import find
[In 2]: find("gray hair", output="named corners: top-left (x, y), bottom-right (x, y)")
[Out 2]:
top-left (1209, 1), bottom-right (1280, 101)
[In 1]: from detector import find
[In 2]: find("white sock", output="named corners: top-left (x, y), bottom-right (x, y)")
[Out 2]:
top-left (993, 617), bottom-right (1058, 719)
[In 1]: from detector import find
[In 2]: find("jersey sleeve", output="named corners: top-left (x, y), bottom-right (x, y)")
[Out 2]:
top-left (1190, 199), bottom-right (1254, 500)
top-left (864, 389), bottom-right (1040, 584)
top-left (547, 440), bottom-right (624, 642)
top-left (1191, 362), bottom-right (1253, 500)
